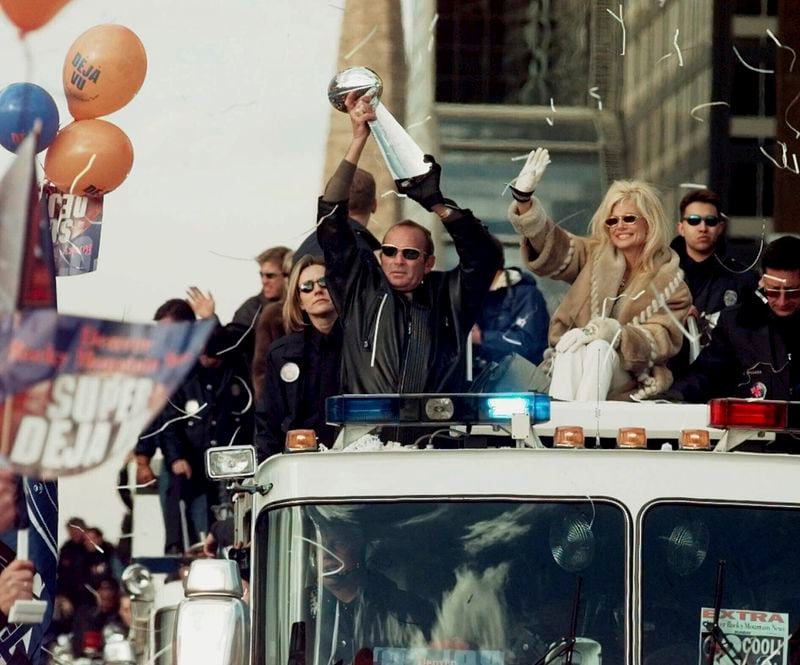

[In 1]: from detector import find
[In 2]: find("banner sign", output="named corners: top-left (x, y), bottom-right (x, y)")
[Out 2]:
top-left (43, 182), bottom-right (104, 277)
top-left (0, 311), bottom-right (214, 478)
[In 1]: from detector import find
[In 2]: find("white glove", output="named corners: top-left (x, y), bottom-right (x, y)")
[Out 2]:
top-left (583, 318), bottom-right (622, 347)
top-left (512, 148), bottom-right (551, 200)
top-left (555, 327), bottom-right (589, 353)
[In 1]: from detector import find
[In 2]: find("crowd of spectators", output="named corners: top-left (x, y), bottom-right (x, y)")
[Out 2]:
top-left (53, 517), bottom-right (128, 658)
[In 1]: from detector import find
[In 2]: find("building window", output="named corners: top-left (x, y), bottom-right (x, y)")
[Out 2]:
top-left (730, 38), bottom-right (776, 117)
top-left (729, 138), bottom-right (774, 217)
top-left (436, 0), bottom-right (592, 106)
top-left (733, 0), bottom-right (777, 16)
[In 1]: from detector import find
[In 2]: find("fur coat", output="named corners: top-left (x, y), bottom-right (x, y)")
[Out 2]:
top-left (509, 199), bottom-right (692, 400)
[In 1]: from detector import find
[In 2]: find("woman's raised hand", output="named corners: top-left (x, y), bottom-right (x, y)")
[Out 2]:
top-left (512, 147), bottom-right (551, 200)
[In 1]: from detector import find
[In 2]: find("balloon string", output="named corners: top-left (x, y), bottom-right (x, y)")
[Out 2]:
top-left (69, 154), bottom-right (96, 194)
top-left (20, 35), bottom-right (33, 90)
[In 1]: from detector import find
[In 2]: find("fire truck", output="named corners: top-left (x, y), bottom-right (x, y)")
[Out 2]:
top-left (122, 393), bottom-right (800, 665)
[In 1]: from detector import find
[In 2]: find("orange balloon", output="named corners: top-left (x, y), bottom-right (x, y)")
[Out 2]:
top-left (63, 25), bottom-right (147, 120)
top-left (0, 0), bottom-right (70, 33)
top-left (44, 119), bottom-right (134, 196)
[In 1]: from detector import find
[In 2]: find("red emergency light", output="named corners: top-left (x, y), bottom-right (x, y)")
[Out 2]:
top-left (708, 399), bottom-right (789, 430)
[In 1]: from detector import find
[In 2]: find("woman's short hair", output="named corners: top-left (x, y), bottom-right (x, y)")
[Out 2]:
top-left (283, 255), bottom-right (325, 333)
top-left (588, 180), bottom-right (671, 274)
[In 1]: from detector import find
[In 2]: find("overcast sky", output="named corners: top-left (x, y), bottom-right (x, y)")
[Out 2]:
top-left (1, 0), bottom-right (343, 324)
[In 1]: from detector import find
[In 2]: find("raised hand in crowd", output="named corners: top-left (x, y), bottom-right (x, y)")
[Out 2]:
top-left (186, 286), bottom-right (215, 320)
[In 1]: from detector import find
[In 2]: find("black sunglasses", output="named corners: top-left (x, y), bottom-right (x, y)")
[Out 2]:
top-left (604, 214), bottom-right (642, 227)
top-left (260, 271), bottom-right (285, 279)
top-left (380, 244), bottom-right (425, 260)
top-left (298, 277), bottom-right (328, 293)
top-left (682, 214), bottom-right (722, 227)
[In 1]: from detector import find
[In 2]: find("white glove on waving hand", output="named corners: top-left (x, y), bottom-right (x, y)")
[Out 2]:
top-left (510, 147), bottom-right (551, 202)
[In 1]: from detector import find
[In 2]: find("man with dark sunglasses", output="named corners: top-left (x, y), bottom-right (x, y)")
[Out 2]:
top-left (316, 90), bottom-right (501, 395)
top-left (666, 236), bottom-right (800, 413)
top-left (668, 188), bottom-right (757, 377)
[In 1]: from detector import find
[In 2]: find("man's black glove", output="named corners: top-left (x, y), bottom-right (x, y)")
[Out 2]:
top-left (395, 154), bottom-right (445, 212)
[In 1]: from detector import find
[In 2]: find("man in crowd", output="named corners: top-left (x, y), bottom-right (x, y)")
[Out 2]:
top-left (294, 166), bottom-right (379, 263)
top-left (669, 188), bottom-right (757, 375)
top-left (221, 245), bottom-right (293, 375)
top-left (136, 297), bottom-right (253, 553)
top-left (668, 235), bottom-right (800, 403)
top-left (317, 91), bottom-right (502, 394)
top-left (231, 246), bottom-right (292, 329)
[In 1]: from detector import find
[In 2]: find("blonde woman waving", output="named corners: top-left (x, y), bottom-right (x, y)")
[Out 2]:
top-left (508, 149), bottom-right (691, 401)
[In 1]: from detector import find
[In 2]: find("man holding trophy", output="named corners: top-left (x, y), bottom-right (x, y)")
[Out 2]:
top-left (317, 68), bottom-right (502, 395)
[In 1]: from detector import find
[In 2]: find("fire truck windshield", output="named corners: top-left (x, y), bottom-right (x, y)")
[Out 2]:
top-left (641, 502), bottom-right (800, 664)
top-left (255, 500), bottom-right (626, 665)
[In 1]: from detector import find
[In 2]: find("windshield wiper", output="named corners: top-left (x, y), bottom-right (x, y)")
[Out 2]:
top-left (703, 560), bottom-right (743, 665)
top-left (533, 576), bottom-right (582, 665)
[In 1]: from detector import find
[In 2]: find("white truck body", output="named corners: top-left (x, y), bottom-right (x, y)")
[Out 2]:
top-left (145, 396), bottom-right (800, 665)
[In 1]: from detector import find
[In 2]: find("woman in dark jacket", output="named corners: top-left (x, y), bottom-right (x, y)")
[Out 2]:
top-left (255, 256), bottom-right (342, 459)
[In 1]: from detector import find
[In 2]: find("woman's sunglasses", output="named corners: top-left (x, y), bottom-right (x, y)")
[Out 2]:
top-left (682, 214), bottom-right (722, 227)
top-left (380, 244), bottom-right (425, 260)
top-left (298, 277), bottom-right (328, 293)
top-left (604, 214), bottom-right (642, 227)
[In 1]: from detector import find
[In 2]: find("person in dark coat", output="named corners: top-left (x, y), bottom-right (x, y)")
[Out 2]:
top-left (137, 297), bottom-right (254, 552)
top-left (471, 236), bottom-right (549, 368)
top-left (255, 256), bottom-right (342, 459)
top-left (211, 245), bottom-right (292, 380)
top-left (668, 188), bottom-right (758, 377)
top-left (317, 90), bottom-right (502, 395)
top-left (668, 235), bottom-right (800, 403)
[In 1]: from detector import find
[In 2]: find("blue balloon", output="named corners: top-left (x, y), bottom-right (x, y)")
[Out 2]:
top-left (0, 82), bottom-right (60, 154)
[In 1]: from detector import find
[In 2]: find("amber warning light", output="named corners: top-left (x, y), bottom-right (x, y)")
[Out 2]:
top-left (708, 399), bottom-right (791, 431)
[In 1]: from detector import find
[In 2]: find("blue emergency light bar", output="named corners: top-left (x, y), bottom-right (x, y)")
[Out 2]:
top-left (326, 393), bottom-right (551, 426)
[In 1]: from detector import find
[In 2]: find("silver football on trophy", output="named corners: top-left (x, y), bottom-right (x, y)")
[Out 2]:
top-left (328, 66), bottom-right (383, 112)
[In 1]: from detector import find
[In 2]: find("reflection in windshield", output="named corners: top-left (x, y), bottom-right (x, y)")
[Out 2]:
top-left (259, 501), bottom-right (625, 665)
top-left (641, 504), bottom-right (800, 665)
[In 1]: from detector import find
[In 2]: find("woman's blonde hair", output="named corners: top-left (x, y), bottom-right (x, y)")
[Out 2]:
top-left (587, 180), bottom-right (672, 274)
top-left (282, 255), bottom-right (326, 333)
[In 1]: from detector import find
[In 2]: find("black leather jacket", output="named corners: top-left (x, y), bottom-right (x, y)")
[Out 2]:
top-left (317, 197), bottom-right (501, 394)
